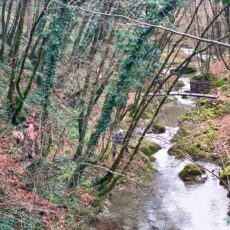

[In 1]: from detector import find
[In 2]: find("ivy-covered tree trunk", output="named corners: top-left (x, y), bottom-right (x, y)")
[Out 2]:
top-left (27, 0), bottom-right (76, 172)
top-left (68, 0), bottom-right (178, 189)
top-left (68, 26), bottom-right (155, 188)
top-left (97, 0), bottom-right (227, 194)
top-left (93, 0), bottom-right (179, 189)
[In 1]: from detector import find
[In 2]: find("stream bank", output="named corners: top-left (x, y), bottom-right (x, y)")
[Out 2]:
top-left (95, 77), bottom-right (230, 230)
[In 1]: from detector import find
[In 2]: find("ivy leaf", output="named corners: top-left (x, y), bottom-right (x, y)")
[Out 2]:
top-left (215, 0), bottom-right (230, 3)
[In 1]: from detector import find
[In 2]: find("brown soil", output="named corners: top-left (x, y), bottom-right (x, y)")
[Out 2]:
top-left (212, 114), bottom-right (230, 156)
top-left (0, 154), bottom-right (68, 229)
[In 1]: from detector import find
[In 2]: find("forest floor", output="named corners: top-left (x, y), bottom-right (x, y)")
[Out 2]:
top-left (0, 113), bottom-right (154, 229)
top-left (0, 154), bottom-right (67, 229)
top-left (0, 56), bottom-right (229, 229)
top-left (0, 123), bottom-right (155, 229)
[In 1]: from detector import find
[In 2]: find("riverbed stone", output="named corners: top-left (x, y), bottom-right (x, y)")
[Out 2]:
top-left (179, 163), bottom-right (207, 183)
top-left (140, 140), bottom-right (161, 156)
top-left (187, 146), bottom-right (206, 159)
top-left (192, 72), bottom-right (214, 81)
top-left (170, 66), bottom-right (197, 75)
top-left (168, 145), bottom-right (184, 159)
top-left (151, 123), bottom-right (166, 134)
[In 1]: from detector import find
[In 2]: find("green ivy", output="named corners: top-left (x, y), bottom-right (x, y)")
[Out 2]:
top-left (87, 0), bottom-right (178, 150)
top-left (215, 0), bottom-right (230, 3)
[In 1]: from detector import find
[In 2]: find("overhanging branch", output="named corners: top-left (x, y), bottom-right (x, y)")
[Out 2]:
top-left (69, 5), bottom-right (230, 48)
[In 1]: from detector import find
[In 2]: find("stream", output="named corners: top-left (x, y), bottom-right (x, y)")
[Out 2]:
top-left (98, 77), bottom-right (230, 230)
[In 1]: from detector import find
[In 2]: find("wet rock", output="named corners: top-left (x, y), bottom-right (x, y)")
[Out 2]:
top-left (170, 66), bottom-right (197, 75)
top-left (192, 72), bottom-right (214, 81)
top-left (168, 145), bottom-right (184, 159)
top-left (227, 210), bottom-right (230, 217)
top-left (187, 146), bottom-right (206, 159)
top-left (220, 166), bottom-right (230, 183)
top-left (148, 155), bottom-right (156, 162)
top-left (227, 192), bottom-right (230, 199)
top-left (151, 124), bottom-right (166, 134)
top-left (190, 72), bottom-right (215, 93)
top-left (140, 140), bottom-right (161, 156)
top-left (128, 138), bottom-right (160, 159)
top-left (210, 152), bottom-right (219, 161)
top-left (152, 227), bottom-right (159, 230)
top-left (179, 164), bottom-right (207, 183)
top-left (179, 66), bottom-right (197, 74)
top-left (194, 174), bottom-right (208, 183)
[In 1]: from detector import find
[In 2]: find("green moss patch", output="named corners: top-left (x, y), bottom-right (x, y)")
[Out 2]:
top-left (179, 164), bottom-right (206, 183)
top-left (152, 123), bottom-right (166, 134)
top-left (168, 145), bottom-right (184, 159)
top-left (140, 140), bottom-right (161, 156)
top-left (192, 72), bottom-right (215, 81)
top-left (220, 166), bottom-right (230, 180)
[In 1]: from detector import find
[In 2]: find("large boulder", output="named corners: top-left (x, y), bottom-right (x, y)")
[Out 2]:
top-left (179, 163), bottom-right (207, 183)
top-left (190, 73), bottom-right (214, 94)
top-left (192, 72), bottom-right (214, 81)
top-left (140, 140), bottom-right (161, 156)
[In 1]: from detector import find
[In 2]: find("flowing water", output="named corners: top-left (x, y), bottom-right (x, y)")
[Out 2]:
top-left (139, 127), bottom-right (229, 230)
top-left (98, 77), bottom-right (230, 230)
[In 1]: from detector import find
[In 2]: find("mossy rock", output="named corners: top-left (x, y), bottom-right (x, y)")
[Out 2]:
top-left (168, 145), bottom-right (184, 159)
top-left (142, 110), bottom-right (154, 119)
top-left (192, 72), bottom-right (215, 81)
top-left (179, 164), bottom-right (207, 183)
top-left (187, 146), bottom-right (206, 159)
top-left (220, 166), bottom-right (230, 181)
top-left (140, 140), bottom-right (161, 156)
top-left (172, 66), bottom-right (197, 75)
top-left (209, 152), bottom-right (220, 161)
top-left (148, 155), bottom-right (156, 162)
top-left (152, 123), bottom-right (166, 134)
